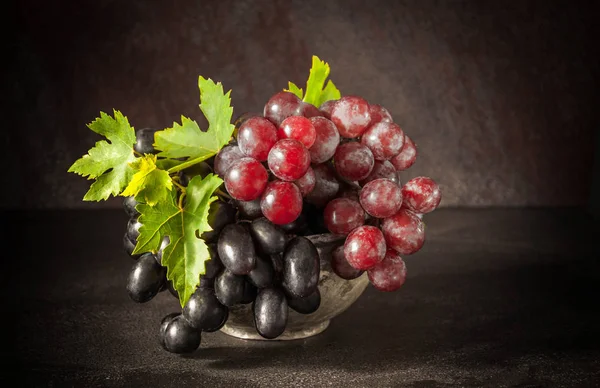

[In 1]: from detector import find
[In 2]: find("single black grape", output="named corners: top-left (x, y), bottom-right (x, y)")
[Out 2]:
top-left (178, 162), bottom-right (213, 187)
top-left (183, 287), bottom-right (229, 332)
top-left (159, 312), bottom-right (180, 350)
top-left (123, 196), bottom-right (139, 218)
top-left (253, 287), bottom-right (288, 339)
top-left (287, 288), bottom-right (321, 314)
top-left (162, 315), bottom-right (201, 354)
top-left (282, 237), bottom-right (320, 298)
top-left (240, 279), bottom-right (258, 304)
top-left (214, 269), bottom-right (245, 307)
top-left (217, 224), bottom-right (257, 275)
top-left (249, 217), bottom-right (287, 255)
top-left (126, 253), bottom-right (167, 303)
top-left (201, 201), bottom-right (237, 243)
top-left (126, 217), bottom-right (142, 244)
top-left (122, 233), bottom-right (140, 259)
top-left (235, 198), bottom-right (263, 220)
top-left (248, 255), bottom-right (275, 288)
top-left (134, 128), bottom-right (159, 154)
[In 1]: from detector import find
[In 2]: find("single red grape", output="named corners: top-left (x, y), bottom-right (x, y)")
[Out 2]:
top-left (233, 112), bottom-right (261, 137)
top-left (323, 198), bottom-right (365, 235)
top-left (331, 245), bottom-right (364, 280)
top-left (343, 225), bottom-right (386, 270)
top-left (381, 208), bottom-right (425, 255)
top-left (237, 116), bottom-right (278, 161)
top-left (294, 166), bottom-right (316, 196)
top-left (368, 104), bottom-right (393, 125)
top-left (267, 139), bottom-right (310, 181)
top-left (308, 117), bottom-right (340, 164)
top-left (305, 163), bottom-right (340, 207)
top-left (318, 100), bottom-right (337, 119)
top-left (333, 142), bottom-right (375, 182)
top-left (390, 135), bottom-right (417, 171)
top-left (214, 145), bottom-right (244, 177)
top-left (401, 177), bottom-right (441, 214)
top-left (359, 160), bottom-right (399, 186)
top-left (263, 91), bottom-right (304, 126)
top-left (224, 157), bottom-right (268, 201)
top-left (360, 122), bottom-right (405, 161)
top-left (260, 181), bottom-right (303, 225)
top-left (367, 249), bottom-right (407, 292)
top-left (359, 178), bottom-right (403, 218)
top-left (278, 116), bottom-right (317, 148)
top-left (330, 96), bottom-right (371, 138)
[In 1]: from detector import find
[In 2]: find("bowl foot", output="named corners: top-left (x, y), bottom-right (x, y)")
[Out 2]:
top-left (220, 320), bottom-right (330, 341)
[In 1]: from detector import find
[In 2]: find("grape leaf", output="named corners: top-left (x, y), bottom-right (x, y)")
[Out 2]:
top-left (133, 174), bottom-right (223, 307)
top-left (68, 110), bottom-right (136, 201)
top-left (284, 81), bottom-right (303, 99)
top-left (121, 155), bottom-right (172, 206)
top-left (302, 55), bottom-right (342, 107)
top-left (154, 77), bottom-right (234, 173)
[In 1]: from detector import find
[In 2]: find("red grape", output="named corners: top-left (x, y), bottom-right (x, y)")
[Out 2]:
top-left (224, 157), bottom-right (268, 201)
top-left (367, 249), bottom-right (407, 292)
top-left (390, 135), bottom-right (417, 171)
top-left (343, 225), bottom-right (386, 270)
top-left (267, 139), bottom-right (310, 181)
top-left (233, 112), bottom-right (261, 137)
top-left (359, 160), bottom-right (399, 186)
top-left (278, 116), bottom-right (317, 148)
top-left (330, 96), bottom-right (371, 138)
top-left (305, 163), bottom-right (340, 207)
top-left (359, 178), bottom-right (403, 218)
top-left (318, 100), bottom-right (337, 119)
top-left (331, 245), bottom-right (363, 280)
top-left (401, 177), bottom-right (441, 214)
top-left (333, 142), bottom-right (375, 181)
top-left (368, 104), bottom-right (393, 125)
top-left (381, 208), bottom-right (425, 255)
top-left (308, 117), bottom-right (340, 164)
top-left (323, 198), bottom-right (365, 235)
top-left (294, 166), bottom-right (316, 196)
top-left (360, 122), bottom-right (405, 161)
top-left (214, 145), bottom-right (244, 177)
top-left (301, 102), bottom-right (323, 118)
top-left (237, 116), bottom-right (278, 161)
top-left (260, 181), bottom-right (303, 225)
top-left (263, 91), bottom-right (304, 126)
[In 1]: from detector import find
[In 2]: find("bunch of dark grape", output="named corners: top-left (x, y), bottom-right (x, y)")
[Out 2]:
top-left (121, 91), bottom-right (441, 354)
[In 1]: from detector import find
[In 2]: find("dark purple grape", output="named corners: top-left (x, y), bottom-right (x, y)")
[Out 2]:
top-left (235, 198), bottom-right (263, 220)
top-left (123, 196), bottom-right (139, 218)
top-left (159, 312), bottom-right (180, 350)
top-left (287, 288), bottom-right (321, 314)
top-left (178, 162), bottom-right (213, 187)
top-left (253, 287), bottom-right (288, 339)
top-left (217, 224), bottom-right (257, 275)
top-left (134, 128), bottom-right (159, 154)
top-left (248, 255), bottom-right (275, 288)
top-left (214, 269), bottom-right (245, 307)
top-left (126, 253), bottom-right (166, 303)
top-left (126, 217), bottom-right (142, 244)
top-left (122, 233), bottom-right (140, 259)
top-left (183, 287), bottom-right (229, 332)
top-left (162, 315), bottom-right (201, 354)
top-left (282, 237), bottom-right (320, 298)
top-left (331, 245), bottom-right (364, 280)
top-left (249, 218), bottom-right (287, 255)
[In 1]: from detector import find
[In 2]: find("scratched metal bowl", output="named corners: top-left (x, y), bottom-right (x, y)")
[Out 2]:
top-left (220, 233), bottom-right (369, 340)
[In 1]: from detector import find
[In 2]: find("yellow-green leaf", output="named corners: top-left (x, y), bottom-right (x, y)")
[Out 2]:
top-left (302, 56), bottom-right (341, 107)
top-left (284, 81), bottom-right (303, 99)
top-left (68, 110), bottom-right (136, 201)
top-left (121, 155), bottom-right (172, 206)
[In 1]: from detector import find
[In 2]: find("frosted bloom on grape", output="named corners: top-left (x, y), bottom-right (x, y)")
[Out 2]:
top-left (401, 177), bottom-right (441, 214)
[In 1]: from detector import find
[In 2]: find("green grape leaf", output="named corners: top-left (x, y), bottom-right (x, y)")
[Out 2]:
top-left (154, 77), bottom-right (235, 173)
top-left (302, 55), bottom-right (342, 107)
top-left (121, 155), bottom-right (172, 206)
top-left (133, 174), bottom-right (222, 307)
top-left (68, 110), bottom-right (136, 201)
top-left (284, 81), bottom-right (303, 99)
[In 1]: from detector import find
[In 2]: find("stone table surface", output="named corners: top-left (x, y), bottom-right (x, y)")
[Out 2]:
top-left (3, 208), bottom-right (600, 387)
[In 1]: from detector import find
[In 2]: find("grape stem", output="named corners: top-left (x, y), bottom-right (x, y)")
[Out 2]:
top-left (216, 189), bottom-right (231, 200)
top-left (172, 179), bottom-right (187, 193)
top-left (178, 192), bottom-right (186, 209)
top-left (167, 156), bottom-right (209, 174)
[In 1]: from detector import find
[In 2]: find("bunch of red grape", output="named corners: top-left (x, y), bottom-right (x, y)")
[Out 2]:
top-left (219, 91), bottom-right (441, 292)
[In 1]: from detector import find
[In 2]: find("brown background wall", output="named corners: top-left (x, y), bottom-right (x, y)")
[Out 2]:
top-left (6, 0), bottom-right (598, 209)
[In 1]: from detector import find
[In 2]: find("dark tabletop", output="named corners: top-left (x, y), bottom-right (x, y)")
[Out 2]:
top-left (3, 208), bottom-right (599, 387)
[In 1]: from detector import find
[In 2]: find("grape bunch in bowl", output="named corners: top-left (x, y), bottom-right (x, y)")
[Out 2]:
top-left (68, 56), bottom-right (441, 354)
